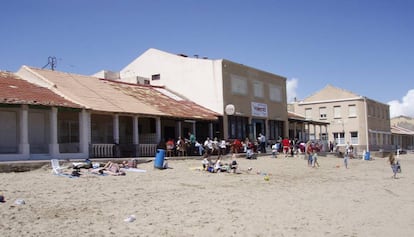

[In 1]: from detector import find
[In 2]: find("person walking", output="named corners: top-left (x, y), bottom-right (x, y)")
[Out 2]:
top-left (388, 153), bottom-right (399, 179)
top-left (258, 133), bottom-right (266, 154)
top-left (344, 142), bottom-right (350, 169)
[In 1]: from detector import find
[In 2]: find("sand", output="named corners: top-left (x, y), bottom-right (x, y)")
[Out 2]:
top-left (1, 153), bottom-right (414, 237)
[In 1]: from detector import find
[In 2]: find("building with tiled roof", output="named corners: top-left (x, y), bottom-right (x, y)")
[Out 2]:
top-left (0, 71), bottom-right (82, 160)
top-left (391, 116), bottom-right (414, 151)
top-left (0, 71), bottom-right (80, 108)
top-left (1, 67), bottom-right (219, 161)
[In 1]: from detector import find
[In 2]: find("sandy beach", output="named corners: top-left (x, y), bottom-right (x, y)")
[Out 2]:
top-left (1, 153), bottom-right (414, 237)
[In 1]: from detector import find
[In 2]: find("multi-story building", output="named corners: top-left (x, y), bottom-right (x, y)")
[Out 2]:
top-left (100, 48), bottom-right (289, 142)
top-left (290, 85), bottom-right (391, 154)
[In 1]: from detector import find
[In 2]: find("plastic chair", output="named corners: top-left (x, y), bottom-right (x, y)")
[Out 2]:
top-left (51, 159), bottom-right (64, 175)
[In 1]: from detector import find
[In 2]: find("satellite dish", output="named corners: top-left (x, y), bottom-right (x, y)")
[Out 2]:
top-left (225, 104), bottom-right (235, 115)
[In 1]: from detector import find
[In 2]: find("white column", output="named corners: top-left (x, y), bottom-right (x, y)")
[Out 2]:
top-left (20, 105), bottom-right (30, 156)
top-left (133, 115), bottom-right (139, 145)
top-left (177, 121), bottom-right (182, 138)
top-left (79, 109), bottom-right (90, 155)
top-left (49, 107), bottom-right (59, 157)
top-left (113, 114), bottom-right (119, 144)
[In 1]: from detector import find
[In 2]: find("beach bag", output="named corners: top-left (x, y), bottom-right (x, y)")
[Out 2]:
top-left (71, 170), bottom-right (81, 177)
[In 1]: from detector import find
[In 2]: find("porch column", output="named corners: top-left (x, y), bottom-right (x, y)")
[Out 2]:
top-left (79, 109), bottom-right (90, 155)
top-left (133, 116), bottom-right (139, 144)
top-left (133, 115), bottom-right (139, 156)
top-left (209, 122), bottom-right (213, 139)
top-left (293, 122), bottom-right (297, 139)
top-left (155, 117), bottom-right (161, 143)
top-left (113, 114), bottom-right (119, 144)
top-left (49, 107), bottom-right (59, 157)
top-left (177, 121), bottom-right (182, 138)
top-left (192, 122), bottom-right (196, 138)
top-left (19, 105), bottom-right (30, 156)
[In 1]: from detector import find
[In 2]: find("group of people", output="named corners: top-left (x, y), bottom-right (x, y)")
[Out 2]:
top-left (164, 133), bottom-right (231, 158)
top-left (202, 154), bottom-right (238, 173)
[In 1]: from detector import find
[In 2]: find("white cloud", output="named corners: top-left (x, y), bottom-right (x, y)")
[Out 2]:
top-left (388, 89), bottom-right (414, 118)
top-left (286, 78), bottom-right (298, 103)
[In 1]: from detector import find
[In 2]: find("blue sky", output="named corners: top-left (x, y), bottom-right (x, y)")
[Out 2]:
top-left (1, 0), bottom-right (413, 117)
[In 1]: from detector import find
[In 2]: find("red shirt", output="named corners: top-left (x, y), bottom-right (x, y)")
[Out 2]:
top-left (282, 138), bottom-right (290, 147)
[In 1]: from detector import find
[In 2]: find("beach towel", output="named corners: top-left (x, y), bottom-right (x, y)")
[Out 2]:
top-left (123, 168), bottom-right (147, 173)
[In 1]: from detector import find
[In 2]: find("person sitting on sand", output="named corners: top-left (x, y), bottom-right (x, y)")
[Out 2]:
top-left (202, 157), bottom-right (213, 171)
top-left (230, 154), bottom-right (238, 173)
top-left (214, 157), bottom-right (222, 172)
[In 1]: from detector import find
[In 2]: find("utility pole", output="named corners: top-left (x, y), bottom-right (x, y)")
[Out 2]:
top-left (42, 56), bottom-right (57, 70)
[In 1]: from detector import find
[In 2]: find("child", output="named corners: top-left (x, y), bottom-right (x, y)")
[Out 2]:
top-left (202, 158), bottom-right (211, 171)
top-left (230, 154), bottom-right (238, 173)
top-left (271, 143), bottom-right (278, 158)
top-left (312, 150), bottom-right (319, 168)
top-left (389, 153), bottom-right (398, 179)
top-left (214, 157), bottom-right (222, 172)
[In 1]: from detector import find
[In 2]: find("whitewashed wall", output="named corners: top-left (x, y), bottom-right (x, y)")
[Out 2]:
top-left (120, 48), bottom-right (224, 114)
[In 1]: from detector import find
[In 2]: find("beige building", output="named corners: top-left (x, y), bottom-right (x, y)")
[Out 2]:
top-left (290, 85), bottom-right (391, 154)
top-left (100, 48), bottom-right (289, 142)
top-left (391, 115), bottom-right (414, 150)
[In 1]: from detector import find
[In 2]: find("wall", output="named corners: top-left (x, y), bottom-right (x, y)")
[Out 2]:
top-left (120, 48), bottom-right (224, 114)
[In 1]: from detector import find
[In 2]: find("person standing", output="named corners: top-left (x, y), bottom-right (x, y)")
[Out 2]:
top-left (188, 132), bottom-right (196, 155)
top-left (282, 137), bottom-right (290, 157)
top-left (305, 141), bottom-right (313, 166)
top-left (344, 142), bottom-right (350, 169)
top-left (312, 149), bottom-right (319, 168)
top-left (258, 133), bottom-right (266, 154)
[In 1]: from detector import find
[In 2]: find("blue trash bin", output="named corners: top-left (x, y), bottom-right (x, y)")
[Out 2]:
top-left (154, 149), bottom-right (166, 169)
top-left (364, 151), bottom-right (370, 160)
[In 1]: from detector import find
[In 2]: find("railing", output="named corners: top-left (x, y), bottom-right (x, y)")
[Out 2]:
top-left (139, 144), bottom-right (157, 157)
top-left (90, 143), bottom-right (157, 158)
top-left (91, 144), bottom-right (115, 158)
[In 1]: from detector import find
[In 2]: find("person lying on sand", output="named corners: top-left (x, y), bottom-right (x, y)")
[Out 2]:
top-left (91, 161), bottom-right (126, 176)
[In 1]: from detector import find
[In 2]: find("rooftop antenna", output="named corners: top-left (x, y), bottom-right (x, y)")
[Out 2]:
top-left (42, 56), bottom-right (57, 70)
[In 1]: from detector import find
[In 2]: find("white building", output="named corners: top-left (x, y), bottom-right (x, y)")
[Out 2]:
top-left (104, 48), bottom-right (289, 142)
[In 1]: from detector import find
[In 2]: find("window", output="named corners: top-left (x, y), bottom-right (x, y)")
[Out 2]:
top-left (334, 106), bottom-right (341, 118)
top-left (269, 84), bottom-right (282, 102)
top-left (151, 74), bottom-right (160, 80)
top-left (350, 131), bottom-right (358, 144)
top-left (253, 81), bottom-right (264, 98)
top-left (319, 107), bottom-right (327, 120)
top-left (333, 132), bottom-right (345, 145)
top-left (231, 74), bottom-right (247, 95)
top-left (305, 108), bottom-right (312, 120)
top-left (348, 104), bottom-right (357, 117)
